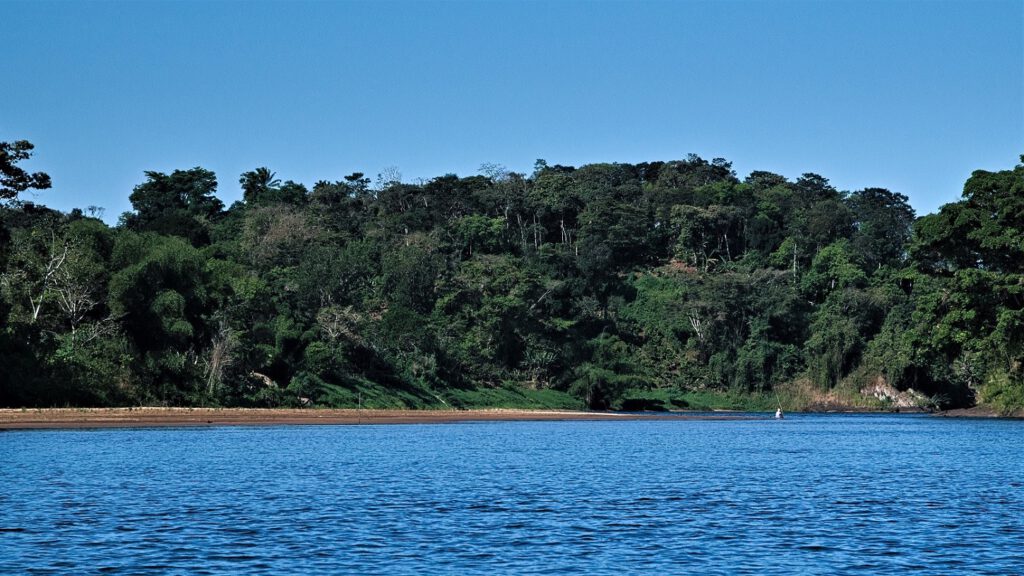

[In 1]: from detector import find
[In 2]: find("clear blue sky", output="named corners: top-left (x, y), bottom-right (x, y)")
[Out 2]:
top-left (3, 0), bottom-right (1022, 221)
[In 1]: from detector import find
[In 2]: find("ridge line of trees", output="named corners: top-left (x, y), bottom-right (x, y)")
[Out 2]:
top-left (2, 142), bottom-right (1022, 412)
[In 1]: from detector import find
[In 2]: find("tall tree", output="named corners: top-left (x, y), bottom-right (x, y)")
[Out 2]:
top-left (123, 168), bottom-right (224, 245)
top-left (847, 187), bottom-right (915, 271)
top-left (1, 140), bottom-right (52, 201)
top-left (240, 167), bottom-right (281, 204)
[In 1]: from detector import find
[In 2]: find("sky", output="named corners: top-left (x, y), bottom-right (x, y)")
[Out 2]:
top-left (3, 0), bottom-right (1022, 222)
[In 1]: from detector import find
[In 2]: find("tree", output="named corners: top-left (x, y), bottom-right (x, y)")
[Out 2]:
top-left (123, 168), bottom-right (224, 245)
top-left (381, 234), bottom-right (444, 315)
top-left (1, 141), bottom-right (52, 201)
top-left (239, 205), bottom-right (320, 270)
top-left (240, 167), bottom-right (281, 204)
top-left (913, 158), bottom-right (1024, 275)
top-left (433, 254), bottom-right (545, 380)
top-left (529, 167), bottom-right (583, 249)
top-left (5, 151), bottom-right (1020, 412)
top-left (671, 205), bottom-right (744, 271)
top-left (51, 238), bottom-right (104, 334)
top-left (655, 154), bottom-right (737, 196)
top-left (2, 234), bottom-right (69, 324)
top-left (240, 168), bottom-right (307, 207)
top-left (847, 188), bottom-right (915, 271)
top-left (906, 157), bottom-right (1024, 411)
top-left (801, 240), bottom-right (866, 302)
top-left (107, 232), bottom-right (214, 402)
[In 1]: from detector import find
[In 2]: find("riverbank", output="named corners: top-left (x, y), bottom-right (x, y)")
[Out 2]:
top-left (0, 407), bottom-right (758, 429)
top-left (937, 405), bottom-right (1024, 418)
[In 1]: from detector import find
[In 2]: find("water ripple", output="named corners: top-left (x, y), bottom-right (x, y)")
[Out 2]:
top-left (1, 415), bottom-right (1022, 574)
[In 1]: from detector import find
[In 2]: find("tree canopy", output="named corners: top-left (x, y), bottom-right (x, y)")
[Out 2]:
top-left (2, 140), bottom-right (1021, 413)
top-left (1, 140), bottom-right (52, 200)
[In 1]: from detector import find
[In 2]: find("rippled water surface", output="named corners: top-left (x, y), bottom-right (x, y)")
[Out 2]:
top-left (2, 414), bottom-right (1023, 574)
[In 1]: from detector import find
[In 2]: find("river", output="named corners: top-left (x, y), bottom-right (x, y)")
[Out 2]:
top-left (2, 414), bottom-right (1022, 574)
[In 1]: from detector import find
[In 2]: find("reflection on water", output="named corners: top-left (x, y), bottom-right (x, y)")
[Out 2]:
top-left (2, 414), bottom-right (1022, 574)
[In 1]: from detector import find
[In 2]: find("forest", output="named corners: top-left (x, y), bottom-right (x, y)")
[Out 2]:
top-left (2, 140), bottom-right (1022, 413)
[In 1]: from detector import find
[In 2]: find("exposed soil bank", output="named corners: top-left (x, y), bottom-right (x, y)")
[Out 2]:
top-left (0, 407), bottom-right (756, 430)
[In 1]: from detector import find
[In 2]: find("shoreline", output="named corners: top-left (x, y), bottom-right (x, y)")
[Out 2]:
top-left (2, 406), bottom-right (1019, 430)
top-left (936, 405), bottom-right (1024, 418)
top-left (0, 407), bottom-right (756, 430)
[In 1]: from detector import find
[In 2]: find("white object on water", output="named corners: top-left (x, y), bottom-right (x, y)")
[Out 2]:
top-left (775, 408), bottom-right (784, 419)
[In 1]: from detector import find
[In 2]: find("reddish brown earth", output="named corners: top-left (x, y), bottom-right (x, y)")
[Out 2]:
top-left (0, 407), bottom-right (755, 429)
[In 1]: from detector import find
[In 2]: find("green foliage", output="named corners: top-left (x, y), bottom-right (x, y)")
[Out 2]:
top-left (848, 188), bottom-right (915, 271)
top-left (801, 240), bottom-right (866, 302)
top-left (122, 168), bottom-right (224, 246)
top-left (671, 204), bottom-right (743, 271)
top-left (981, 370), bottom-right (1024, 414)
top-left (444, 386), bottom-right (584, 410)
top-left (676, 389), bottom-right (779, 412)
top-left (434, 254), bottom-right (546, 381)
top-left (450, 215), bottom-right (506, 257)
top-left (1, 140), bottom-right (51, 200)
top-left (2, 150), bottom-right (1021, 412)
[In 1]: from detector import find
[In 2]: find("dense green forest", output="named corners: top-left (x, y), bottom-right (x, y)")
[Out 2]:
top-left (2, 140), bottom-right (1022, 412)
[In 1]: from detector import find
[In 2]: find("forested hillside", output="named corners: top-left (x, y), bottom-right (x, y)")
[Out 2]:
top-left (2, 141), bottom-right (1021, 412)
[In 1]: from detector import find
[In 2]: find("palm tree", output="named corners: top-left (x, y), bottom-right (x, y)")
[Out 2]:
top-left (240, 167), bottom-right (280, 204)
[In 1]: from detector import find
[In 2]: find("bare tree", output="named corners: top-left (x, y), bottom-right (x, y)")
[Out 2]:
top-left (52, 242), bottom-right (102, 335)
top-left (205, 322), bottom-right (236, 396)
top-left (478, 162), bottom-right (509, 182)
top-left (0, 231), bottom-right (70, 324)
top-left (375, 166), bottom-right (402, 191)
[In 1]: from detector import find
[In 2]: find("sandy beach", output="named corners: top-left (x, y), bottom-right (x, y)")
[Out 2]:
top-left (0, 407), bottom-right (756, 430)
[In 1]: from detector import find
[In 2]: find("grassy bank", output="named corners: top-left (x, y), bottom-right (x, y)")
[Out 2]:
top-left (308, 380), bottom-right (585, 411)
top-left (614, 388), bottom-right (779, 412)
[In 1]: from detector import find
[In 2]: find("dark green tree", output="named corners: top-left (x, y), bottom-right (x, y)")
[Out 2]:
top-left (1, 140), bottom-right (52, 200)
top-left (847, 188), bottom-right (915, 271)
top-left (123, 168), bottom-right (224, 245)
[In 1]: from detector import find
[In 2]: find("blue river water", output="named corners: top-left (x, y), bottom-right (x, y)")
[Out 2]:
top-left (2, 414), bottom-right (1023, 575)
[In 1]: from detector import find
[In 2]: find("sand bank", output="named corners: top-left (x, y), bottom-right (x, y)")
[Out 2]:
top-left (0, 407), bottom-right (755, 430)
